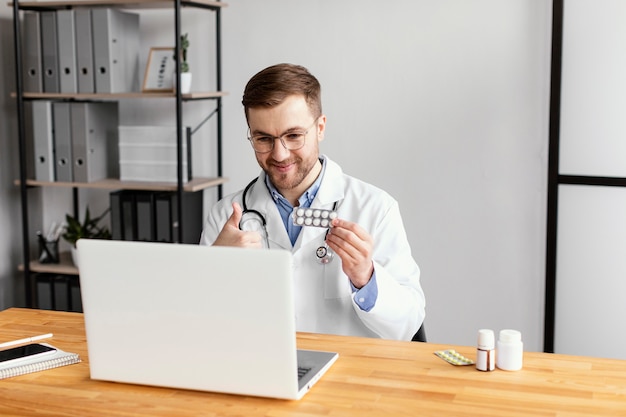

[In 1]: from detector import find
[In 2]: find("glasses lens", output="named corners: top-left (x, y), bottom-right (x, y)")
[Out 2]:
top-left (249, 136), bottom-right (273, 153)
top-left (282, 133), bottom-right (306, 150)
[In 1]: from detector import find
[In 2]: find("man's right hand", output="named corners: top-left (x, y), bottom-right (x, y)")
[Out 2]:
top-left (212, 202), bottom-right (264, 248)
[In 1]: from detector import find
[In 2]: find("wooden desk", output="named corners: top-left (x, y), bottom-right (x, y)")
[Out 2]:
top-left (0, 308), bottom-right (624, 416)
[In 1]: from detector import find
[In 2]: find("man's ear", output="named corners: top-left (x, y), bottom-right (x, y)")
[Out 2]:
top-left (317, 114), bottom-right (327, 142)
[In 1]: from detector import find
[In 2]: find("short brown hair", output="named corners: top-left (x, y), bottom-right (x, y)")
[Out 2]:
top-left (242, 63), bottom-right (322, 121)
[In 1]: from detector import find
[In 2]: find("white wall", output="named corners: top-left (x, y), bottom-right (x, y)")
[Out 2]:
top-left (0, 1), bottom-right (552, 351)
top-left (219, 0), bottom-right (552, 349)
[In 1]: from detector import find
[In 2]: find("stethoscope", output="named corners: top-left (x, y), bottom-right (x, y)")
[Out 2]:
top-left (239, 177), bottom-right (338, 264)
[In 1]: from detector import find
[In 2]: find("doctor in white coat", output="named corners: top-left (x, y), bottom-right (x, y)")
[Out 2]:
top-left (200, 64), bottom-right (425, 341)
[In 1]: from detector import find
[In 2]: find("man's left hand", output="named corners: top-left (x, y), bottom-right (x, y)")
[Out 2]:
top-left (326, 218), bottom-right (374, 288)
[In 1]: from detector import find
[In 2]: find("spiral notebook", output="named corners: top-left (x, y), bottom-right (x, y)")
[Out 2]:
top-left (0, 344), bottom-right (81, 379)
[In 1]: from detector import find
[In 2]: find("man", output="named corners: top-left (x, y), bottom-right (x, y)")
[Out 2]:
top-left (200, 63), bottom-right (425, 340)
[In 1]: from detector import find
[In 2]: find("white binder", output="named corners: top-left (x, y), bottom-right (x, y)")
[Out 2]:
top-left (70, 102), bottom-right (119, 183)
top-left (22, 11), bottom-right (43, 93)
top-left (74, 8), bottom-right (95, 93)
top-left (31, 101), bottom-right (55, 182)
top-left (92, 8), bottom-right (140, 93)
top-left (40, 11), bottom-right (59, 93)
top-left (56, 10), bottom-right (78, 94)
top-left (52, 102), bottom-right (73, 182)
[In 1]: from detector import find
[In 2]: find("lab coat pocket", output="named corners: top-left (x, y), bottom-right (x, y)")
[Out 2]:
top-left (323, 261), bottom-right (351, 300)
top-left (294, 235), bottom-right (351, 300)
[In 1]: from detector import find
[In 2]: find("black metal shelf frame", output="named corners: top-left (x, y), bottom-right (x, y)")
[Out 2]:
top-left (11, 0), bottom-right (225, 307)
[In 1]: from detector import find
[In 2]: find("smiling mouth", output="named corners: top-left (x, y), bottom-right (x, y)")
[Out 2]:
top-left (272, 161), bottom-right (295, 172)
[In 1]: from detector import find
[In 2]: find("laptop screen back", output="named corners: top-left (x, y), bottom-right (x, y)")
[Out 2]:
top-left (77, 239), bottom-right (302, 399)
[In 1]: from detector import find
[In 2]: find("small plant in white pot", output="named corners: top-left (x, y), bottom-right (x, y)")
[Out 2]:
top-left (178, 33), bottom-right (192, 94)
top-left (62, 207), bottom-right (111, 267)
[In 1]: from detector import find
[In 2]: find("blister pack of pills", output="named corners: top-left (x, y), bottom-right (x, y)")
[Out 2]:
top-left (434, 349), bottom-right (475, 366)
top-left (292, 207), bottom-right (337, 228)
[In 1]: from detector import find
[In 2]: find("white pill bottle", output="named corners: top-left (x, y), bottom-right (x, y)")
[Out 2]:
top-left (476, 329), bottom-right (495, 371)
top-left (496, 329), bottom-right (523, 371)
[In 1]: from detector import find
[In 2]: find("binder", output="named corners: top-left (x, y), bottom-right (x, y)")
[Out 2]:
top-left (92, 8), bottom-right (140, 93)
top-left (23, 102), bottom-right (36, 179)
top-left (0, 345), bottom-right (80, 379)
top-left (154, 192), bottom-right (173, 243)
top-left (135, 192), bottom-right (155, 241)
top-left (154, 191), bottom-right (203, 244)
top-left (40, 11), bottom-right (59, 93)
top-left (56, 10), bottom-right (78, 94)
top-left (109, 190), bottom-right (123, 240)
top-left (74, 8), bottom-right (95, 93)
top-left (70, 102), bottom-right (119, 183)
top-left (120, 191), bottom-right (136, 241)
top-left (31, 101), bottom-right (55, 182)
top-left (52, 102), bottom-right (73, 182)
top-left (36, 276), bottom-right (75, 311)
top-left (22, 11), bottom-right (43, 93)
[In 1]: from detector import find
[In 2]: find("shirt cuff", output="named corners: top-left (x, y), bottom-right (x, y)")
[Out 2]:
top-left (351, 272), bottom-right (378, 312)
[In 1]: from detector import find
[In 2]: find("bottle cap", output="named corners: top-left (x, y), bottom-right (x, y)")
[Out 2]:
top-left (499, 329), bottom-right (522, 343)
top-left (477, 329), bottom-right (495, 349)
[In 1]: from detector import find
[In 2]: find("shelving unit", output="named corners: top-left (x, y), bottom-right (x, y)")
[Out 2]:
top-left (10, 0), bottom-right (228, 307)
top-left (19, 251), bottom-right (78, 276)
top-left (16, 177), bottom-right (227, 192)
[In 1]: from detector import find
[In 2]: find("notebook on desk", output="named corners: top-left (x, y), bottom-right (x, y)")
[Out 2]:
top-left (76, 239), bottom-right (338, 400)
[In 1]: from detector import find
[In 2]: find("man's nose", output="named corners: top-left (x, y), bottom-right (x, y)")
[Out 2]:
top-left (270, 137), bottom-right (291, 158)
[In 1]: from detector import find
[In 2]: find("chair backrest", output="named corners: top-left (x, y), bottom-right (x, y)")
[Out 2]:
top-left (411, 323), bottom-right (427, 342)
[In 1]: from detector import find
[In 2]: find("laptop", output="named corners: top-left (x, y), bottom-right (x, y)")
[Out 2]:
top-left (76, 239), bottom-right (338, 400)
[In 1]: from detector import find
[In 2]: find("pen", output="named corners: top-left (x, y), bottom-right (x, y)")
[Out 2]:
top-left (0, 333), bottom-right (53, 349)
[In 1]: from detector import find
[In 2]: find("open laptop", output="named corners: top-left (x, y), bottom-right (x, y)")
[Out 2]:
top-left (76, 239), bottom-right (338, 400)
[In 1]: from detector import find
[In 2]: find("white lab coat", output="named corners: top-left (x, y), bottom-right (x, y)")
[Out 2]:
top-left (200, 156), bottom-right (425, 340)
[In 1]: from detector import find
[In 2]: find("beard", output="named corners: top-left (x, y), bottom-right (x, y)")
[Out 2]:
top-left (264, 154), bottom-right (318, 192)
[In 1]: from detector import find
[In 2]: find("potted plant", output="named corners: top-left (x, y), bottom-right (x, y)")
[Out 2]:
top-left (178, 33), bottom-right (192, 93)
top-left (62, 206), bottom-right (111, 266)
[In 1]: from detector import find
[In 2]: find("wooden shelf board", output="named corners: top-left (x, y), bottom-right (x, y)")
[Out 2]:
top-left (19, 251), bottom-right (78, 276)
top-left (16, 176), bottom-right (228, 192)
top-left (9, 0), bottom-right (228, 10)
top-left (12, 91), bottom-right (228, 100)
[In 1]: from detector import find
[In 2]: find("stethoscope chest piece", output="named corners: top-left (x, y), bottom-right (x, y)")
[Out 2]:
top-left (315, 244), bottom-right (334, 264)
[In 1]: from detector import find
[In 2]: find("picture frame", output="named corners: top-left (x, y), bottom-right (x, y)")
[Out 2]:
top-left (142, 47), bottom-right (176, 92)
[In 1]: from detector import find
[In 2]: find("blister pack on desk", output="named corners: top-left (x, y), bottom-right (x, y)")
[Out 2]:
top-left (434, 349), bottom-right (475, 366)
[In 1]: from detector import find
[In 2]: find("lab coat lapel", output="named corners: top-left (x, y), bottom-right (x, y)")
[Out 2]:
top-left (295, 157), bottom-right (346, 250)
top-left (266, 209), bottom-right (291, 250)
top-left (247, 173), bottom-right (292, 250)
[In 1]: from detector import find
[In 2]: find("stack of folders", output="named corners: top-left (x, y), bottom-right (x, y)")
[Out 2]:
top-left (25, 101), bottom-right (119, 182)
top-left (110, 190), bottom-right (203, 244)
top-left (118, 125), bottom-right (192, 183)
top-left (0, 345), bottom-right (80, 380)
top-left (22, 8), bottom-right (140, 94)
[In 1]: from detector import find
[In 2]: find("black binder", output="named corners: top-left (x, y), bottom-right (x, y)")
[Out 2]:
top-left (110, 190), bottom-right (202, 244)
top-left (135, 192), bottom-right (155, 242)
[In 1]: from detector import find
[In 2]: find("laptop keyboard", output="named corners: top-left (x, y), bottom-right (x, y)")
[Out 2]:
top-left (297, 366), bottom-right (311, 380)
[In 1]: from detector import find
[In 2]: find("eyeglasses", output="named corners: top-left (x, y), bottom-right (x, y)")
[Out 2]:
top-left (247, 119), bottom-right (318, 154)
